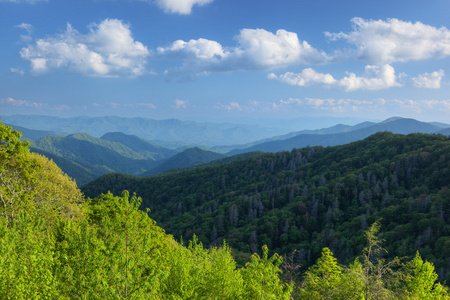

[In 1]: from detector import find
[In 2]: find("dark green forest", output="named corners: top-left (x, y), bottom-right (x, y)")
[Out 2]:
top-left (2, 119), bottom-right (450, 298)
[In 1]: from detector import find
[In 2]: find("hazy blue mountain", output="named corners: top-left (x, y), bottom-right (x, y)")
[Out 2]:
top-left (213, 120), bottom-right (376, 153)
top-left (227, 117), bottom-right (444, 155)
top-left (429, 121), bottom-right (450, 128)
top-left (1, 115), bottom-right (289, 147)
top-left (5, 123), bottom-right (67, 140)
top-left (438, 127), bottom-right (450, 136)
top-left (141, 147), bottom-right (226, 176)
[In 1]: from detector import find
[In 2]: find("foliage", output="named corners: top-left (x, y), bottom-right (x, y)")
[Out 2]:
top-left (240, 245), bottom-right (293, 299)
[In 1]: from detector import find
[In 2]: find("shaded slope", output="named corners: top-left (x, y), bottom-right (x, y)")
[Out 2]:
top-left (141, 147), bottom-right (226, 176)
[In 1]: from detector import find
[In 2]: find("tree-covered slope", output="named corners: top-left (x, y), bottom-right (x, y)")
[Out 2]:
top-left (30, 147), bottom-right (99, 186)
top-left (141, 147), bottom-right (226, 176)
top-left (101, 132), bottom-right (177, 160)
top-left (30, 132), bottom-right (159, 176)
top-left (82, 132), bottom-right (450, 282)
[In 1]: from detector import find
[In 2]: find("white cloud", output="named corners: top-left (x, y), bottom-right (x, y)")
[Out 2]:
top-left (272, 97), bottom-right (387, 113)
top-left (158, 28), bottom-right (328, 77)
top-left (412, 70), bottom-right (444, 89)
top-left (422, 100), bottom-right (450, 112)
top-left (268, 68), bottom-right (336, 86)
top-left (16, 23), bottom-right (33, 42)
top-left (158, 38), bottom-right (229, 61)
top-left (153, 0), bottom-right (213, 14)
top-left (1, 97), bottom-right (43, 108)
top-left (339, 64), bottom-right (401, 91)
top-left (215, 102), bottom-right (243, 111)
top-left (270, 64), bottom-right (401, 91)
top-left (19, 19), bottom-right (150, 77)
top-left (16, 23), bottom-right (33, 33)
top-left (326, 17), bottom-right (450, 64)
top-left (236, 29), bottom-right (328, 69)
top-left (136, 102), bottom-right (157, 109)
top-left (98, 102), bottom-right (157, 109)
top-left (174, 99), bottom-right (187, 109)
top-left (10, 67), bottom-right (25, 75)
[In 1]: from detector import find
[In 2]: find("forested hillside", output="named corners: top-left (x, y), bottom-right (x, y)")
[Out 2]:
top-left (1, 120), bottom-right (449, 298)
top-left (141, 147), bottom-right (226, 176)
top-left (83, 132), bottom-right (450, 283)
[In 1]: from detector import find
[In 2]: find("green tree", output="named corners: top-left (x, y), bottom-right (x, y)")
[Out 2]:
top-left (0, 121), bottom-right (35, 226)
top-left (88, 191), bottom-right (171, 298)
top-left (0, 120), bottom-right (83, 227)
top-left (299, 247), bottom-right (343, 299)
top-left (241, 245), bottom-right (292, 300)
top-left (360, 220), bottom-right (400, 299)
top-left (399, 251), bottom-right (449, 299)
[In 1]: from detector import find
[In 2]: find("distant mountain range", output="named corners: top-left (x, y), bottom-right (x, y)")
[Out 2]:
top-left (1, 115), bottom-right (287, 148)
top-left (26, 131), bottom-right (228, 185)
top-left (4, 116), bottom-right (449, 186)
top-left (225, 117), bottom-right (450, 155)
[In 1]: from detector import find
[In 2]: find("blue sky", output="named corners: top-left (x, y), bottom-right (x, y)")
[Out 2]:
top-left (1, 0), bottom-right (450, 124)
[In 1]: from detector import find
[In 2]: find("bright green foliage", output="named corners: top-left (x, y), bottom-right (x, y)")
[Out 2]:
top-left (87, 191), bottom-right (171, 298)
top-left (53, 218), bottom-right (108, 299)
top-left (400, 251), bottom-right (449, 299)
top-left (299, 247), bottom-right (343, 299)
top-left (0, 121), bottom-right (35, 226)
top-left (241, 245), bottom-right (293, 299)
top-left (0, 214), bottom-right (58, 299)
top-left (162, 236), bottom-right (244, 299)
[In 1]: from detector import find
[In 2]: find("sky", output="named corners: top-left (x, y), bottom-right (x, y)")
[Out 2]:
top-left (1, 0), bottom-right (450, 125)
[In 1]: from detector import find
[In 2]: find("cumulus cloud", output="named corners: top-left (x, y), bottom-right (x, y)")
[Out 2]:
top-left (339, 64), bottom-right (401, 91)
top-left (422, 99), bottom-right (450, 111)
top-left (1, 97), bottom-right (43, 108)
top-left (157, 28), bottom-right (328, 77)
top-left (153, 0), bottom-right (213, 14)
top-left (215, 102), bottom-right (243, 111)
top-left (268, 68), bottom-right (336, 86)
top-left (174, 99), bottom-right (187, 109)
top-left (326, 17), bottom-right (450, 64)
top-left (16, 23), bottom-right (33, 42)
top-left (270, 64), bottom-right (401, 91)
top-left (16, 23), bottom-right (33, 33)
top-left (236, 29), bottom-right (328, 68)
top-left (412, 70), bottom-right (444, 89)
top-left (19, 19), bottom-right (150, 77)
